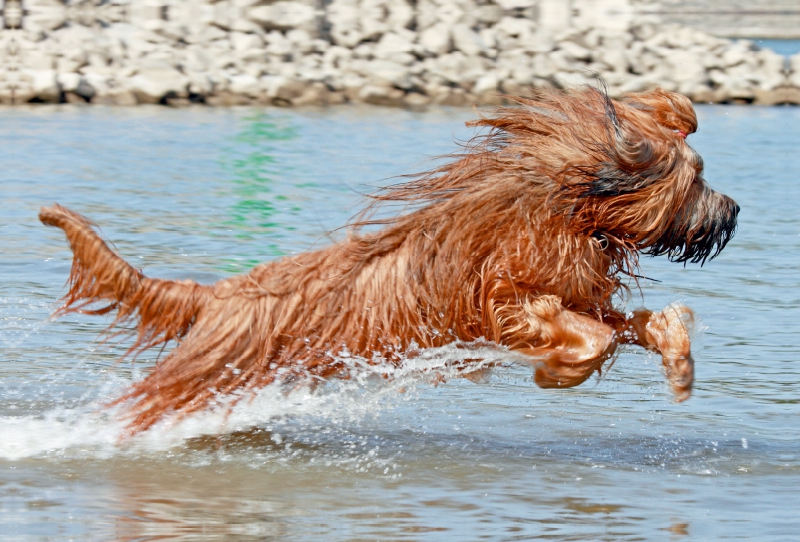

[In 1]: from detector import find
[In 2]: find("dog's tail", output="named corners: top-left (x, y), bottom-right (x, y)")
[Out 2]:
top-left (39, 204), bottom-right (213, 358)
top-left (40, 205), bottom-right (285, 434)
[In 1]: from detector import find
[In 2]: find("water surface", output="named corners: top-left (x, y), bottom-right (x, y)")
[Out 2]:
top-left (1, 103), bottom-right (799, 540)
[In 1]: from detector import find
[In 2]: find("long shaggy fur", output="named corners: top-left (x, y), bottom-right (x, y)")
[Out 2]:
top-left (40, 87), bottom-right (738, 432)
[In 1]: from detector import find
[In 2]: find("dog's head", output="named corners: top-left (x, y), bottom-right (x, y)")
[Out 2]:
top-left (547, 88), bottom-right (739, 265)
top-left (371, 87), bottom-right (738, 271)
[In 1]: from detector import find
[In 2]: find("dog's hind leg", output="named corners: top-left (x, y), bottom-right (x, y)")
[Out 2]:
top-left (502, 295), bottom-right (619, 389)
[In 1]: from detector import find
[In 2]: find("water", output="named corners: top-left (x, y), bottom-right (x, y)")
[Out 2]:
top-left (756, 39), bottom-right (800, 57)
top-left (1, 103), bottom-right (799, 540)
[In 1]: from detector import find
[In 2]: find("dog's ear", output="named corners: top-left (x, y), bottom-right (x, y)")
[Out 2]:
top-left (622, 88), bottom-right (697, 138)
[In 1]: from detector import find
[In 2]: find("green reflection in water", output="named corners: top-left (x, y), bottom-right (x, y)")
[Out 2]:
top-left (217, 112), bottom-right (308, 273)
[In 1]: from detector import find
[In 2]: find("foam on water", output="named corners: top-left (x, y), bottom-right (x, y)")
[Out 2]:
top-left (0, 343), bottom-right (521, 461)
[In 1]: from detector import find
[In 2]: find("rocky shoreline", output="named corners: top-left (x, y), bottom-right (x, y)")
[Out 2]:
top-left (2, 0), bottom-right (800, 107)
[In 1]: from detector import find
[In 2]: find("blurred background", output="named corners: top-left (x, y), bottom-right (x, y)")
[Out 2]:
top-left (2, 0), bottom-right (800, 107)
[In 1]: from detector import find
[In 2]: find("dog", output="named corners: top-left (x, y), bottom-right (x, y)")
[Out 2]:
top-left (40, 87), bottom-right (738, 433)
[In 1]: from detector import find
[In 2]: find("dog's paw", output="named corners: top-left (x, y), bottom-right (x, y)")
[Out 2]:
top-left (646, 304), bottom-right (694, 401)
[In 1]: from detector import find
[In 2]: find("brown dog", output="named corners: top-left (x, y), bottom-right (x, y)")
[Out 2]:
top-left (40, 88), bottom-right (738, 432)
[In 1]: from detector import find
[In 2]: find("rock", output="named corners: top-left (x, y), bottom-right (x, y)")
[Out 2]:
top-left (495, 17), bottom-right (535, 50)
top-left (789, 55), bottom-right (800, 88)
top-left (752, 88), bottom-right (784, 106)
top-left (403, 92), bottom-right (431, 109)
top-left (617, 75), bottom-right (655, 94)
top-left (164, 97), bottom-right (194, 107)
top-left (92, 89), bottom-right (137, 106)
top-left (664, 50), bottom-right (706, 84)
top-left (262, 75), bottom-right (306, 102)
top-left (531, 52), bottom-right (558, 78)
top-left (717, 78), bottom-right (755, 102)
top-left (373, 32), bottom-right (415, 60)
top-left (337, 72), bottom-right (368, 96)
top-left (57, 72), bottom-right (81, 93)
top-left (291, 82), bottom-right (333, 106)
top-left (230, 32), bottom-right (264, 52)
top-left (721, 47), bottom-right (748, 68)
top-left (82, 72), bottom-right (110, 97)
top-left (558, 41), bottom-right (591, 62)
top-left (184, 47), bottom-right (213, 73)
top-left (451, 24), bottom-right (485, 57)
top-left (205, 91), bottom-right (254, 106)
top-left (25, 69), bottom-right (60, 102)
top-left (229, 19), bottom-right (265, 36)
top-left (75, 79), bottom-right (97, 101)
top-left (499, 79), bottom-right (526, 96)
top-left (754, 87), bottom-right (800, 105)
top-left (229, 74), bottom-right (261, 98)
top-left (419, 23), bottom-right (451, 56)
top-left (494, 0), bottom-right (536, 9)
top-left (433, 87), bottom-right (472, 107)
top-left (594, 49), bottom-right (628, 73)
top-left (385, 1), bottom-right (414, 32)
top-left (691, 86), bottom-right (726, 104)
top-left (188, 73), bottom-right (214, 96)
top-left (287, 29), bottom-right (315, 54)
top-left (24, 0), bottom-right (67, 31)
top-left (428, 52), bottom-right (485, 85)
top-left (783, 87), bottom-right (800, 105)
top-left (248, 2), bottom-right (316, 32)
top-left (326, 0), bottom-right (364, 48)
top-left (6, 0), bottom-right (792, 110)
top-left (553, 71), bottom-right (595, 89)
top-left (63, 92), bottom-right (88, 104)
top-left (56, 56), bottom-right (85, 73)
top-left (361, 60), bottom-right (412, 89)
top-left (358, 84), bottom-right (405, 107)
top-left (473, 73), bottom-right (498, 95)
top-left (547, 50), bottom-right (573, 72)
top-left (129, 69), bottom-right (188, 103)
top-left (22, 51), bottom-right (55, 70)
top-left (265, 31), bottom-right (294, 57)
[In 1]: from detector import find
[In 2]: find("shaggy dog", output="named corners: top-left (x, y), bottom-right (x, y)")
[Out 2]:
top-left (40, 88), bottom-right (738, 432)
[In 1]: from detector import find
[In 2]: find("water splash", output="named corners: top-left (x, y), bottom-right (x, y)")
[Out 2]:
top-left (0, 342), bottom-right (520, 461)
top-left (0, 297), bottom-right (54, 349)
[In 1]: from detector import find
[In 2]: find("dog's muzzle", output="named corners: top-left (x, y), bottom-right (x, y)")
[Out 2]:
top-left (649, 187), bottom-right (739, 265)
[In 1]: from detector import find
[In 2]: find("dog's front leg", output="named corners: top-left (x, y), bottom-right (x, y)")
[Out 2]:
top-left (620, 305), bottom-right (695, 401)
top-left (505, 296), bottom-right (619, 389)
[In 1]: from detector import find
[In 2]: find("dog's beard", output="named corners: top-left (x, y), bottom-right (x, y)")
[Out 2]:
top-left (646, 185), bottom-right (739, 265)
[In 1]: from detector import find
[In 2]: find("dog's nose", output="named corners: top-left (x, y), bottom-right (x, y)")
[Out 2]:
top-left (734, 203), bottom-right (741, 216)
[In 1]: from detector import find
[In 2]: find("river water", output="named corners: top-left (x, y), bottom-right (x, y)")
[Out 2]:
top-left (1, 103), bottom-right (798, 540)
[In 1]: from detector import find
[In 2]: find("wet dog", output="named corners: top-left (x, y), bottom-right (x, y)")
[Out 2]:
top-left (40, 87), bottom-right (738, 432)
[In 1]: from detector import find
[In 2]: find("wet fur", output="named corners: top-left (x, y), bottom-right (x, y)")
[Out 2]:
top-left (40, 87), bottom-right (738, 432)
